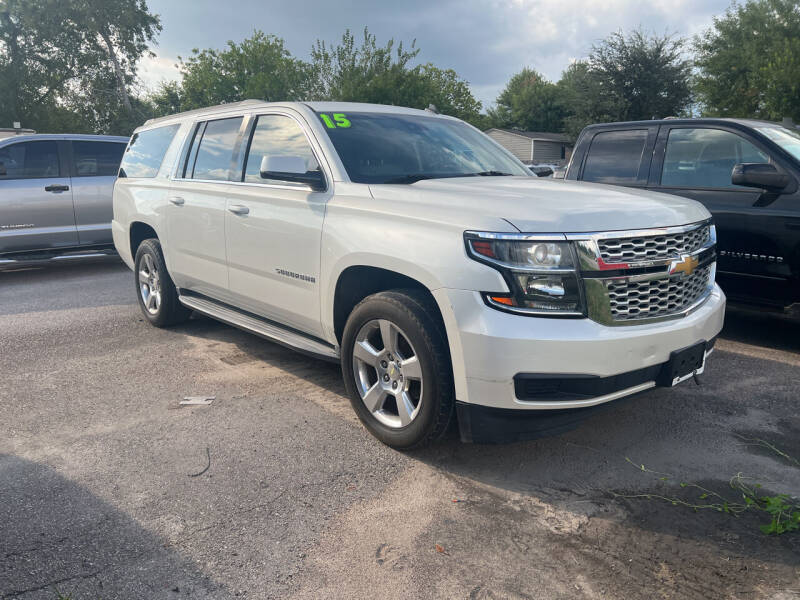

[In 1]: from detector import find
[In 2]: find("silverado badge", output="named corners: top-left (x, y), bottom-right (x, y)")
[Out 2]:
top-left (669, 254), bottom-right (699, 277)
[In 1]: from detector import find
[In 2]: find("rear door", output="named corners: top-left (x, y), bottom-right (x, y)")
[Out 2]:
top-left (69, 139), bottom-right (126, 246)
top-left (167, 116), bottom-right (245, 300)
top-left (0, 139), bottom-right (77, 254)
top-left (647, 125), bottom-right (790, 306)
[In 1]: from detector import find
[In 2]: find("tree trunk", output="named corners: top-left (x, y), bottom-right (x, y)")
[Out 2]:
top-left (0, 7), bottom-right (21, 121)
top-left (99, 26), bottom-right (132, 113)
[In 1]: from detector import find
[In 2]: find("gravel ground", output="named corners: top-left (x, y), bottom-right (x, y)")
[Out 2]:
top-left (1, 260), bottom-right (798, 600)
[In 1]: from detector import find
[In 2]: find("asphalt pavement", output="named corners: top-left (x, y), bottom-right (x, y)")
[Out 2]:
top-left (1, 260), bottom-right (798, 599)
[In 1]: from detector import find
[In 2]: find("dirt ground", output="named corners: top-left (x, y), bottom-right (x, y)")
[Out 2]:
top-left (1, 261), bottom-right (799, 599)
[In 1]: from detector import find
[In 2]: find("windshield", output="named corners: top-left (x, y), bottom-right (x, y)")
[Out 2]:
top-left (316, 111), bottom-right (530, 183)
top-left (755, 125), bottom-right (800, 161)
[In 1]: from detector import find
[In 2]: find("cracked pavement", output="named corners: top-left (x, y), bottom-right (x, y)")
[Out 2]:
top-left (1, 260), bottom-right (799, 599)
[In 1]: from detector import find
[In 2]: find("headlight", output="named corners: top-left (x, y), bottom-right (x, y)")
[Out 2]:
top-left (465, 232), bottom-right (585, 316)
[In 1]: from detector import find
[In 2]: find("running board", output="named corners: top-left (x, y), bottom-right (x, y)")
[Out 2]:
top-left (0, 249), bottom-right (118, 266)
top-left (178, 294), bottom-right (340, 362)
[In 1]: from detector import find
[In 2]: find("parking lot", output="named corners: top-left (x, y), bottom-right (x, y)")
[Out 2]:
top-left (1, 260), bottom-right (798, 600)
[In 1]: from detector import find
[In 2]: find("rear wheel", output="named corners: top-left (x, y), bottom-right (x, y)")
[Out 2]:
top-left (134, 238), bottom-right (191, 327)
top-left (341, 289), bottom-right (454, 449)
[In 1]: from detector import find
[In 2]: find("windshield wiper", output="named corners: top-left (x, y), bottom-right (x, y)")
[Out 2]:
top-left (382, 174), bottom-right (436, 184)
top-left (382, 171), bottom-right (513, 184)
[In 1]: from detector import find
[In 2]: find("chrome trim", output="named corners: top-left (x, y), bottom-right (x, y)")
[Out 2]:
top-left (564, 219), bottom-right (713, 241)
top-left (587, 284), bottom-right (715, 326)
top-left (575, 223), bottom-right (715, 273)
top-left (464, 230), bottom-right (567, 242)
top-left (584, 262), bottom-right (717, 326)
top-left (571, 220), bottom-right (717, 326)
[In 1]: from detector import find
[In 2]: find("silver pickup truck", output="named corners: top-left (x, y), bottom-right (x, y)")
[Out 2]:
top-left (0, 134), bottom-right (128, 265)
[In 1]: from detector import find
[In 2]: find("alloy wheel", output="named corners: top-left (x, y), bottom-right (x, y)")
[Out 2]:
top-left (351, 319), bottom-right (424, 428)
top-left (138, 253), bottom-right (162, 315)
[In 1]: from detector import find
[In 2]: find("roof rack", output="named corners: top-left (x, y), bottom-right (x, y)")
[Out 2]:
top-left (142, 99), bottom-right (266, 127)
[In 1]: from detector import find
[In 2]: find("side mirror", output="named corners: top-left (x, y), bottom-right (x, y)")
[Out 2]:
top-left (529, 166), bottom-right (553, 178)
top-left (732, 163), bottom-right (790, 191)
top-left (260, 155), bottom-right (326, 191)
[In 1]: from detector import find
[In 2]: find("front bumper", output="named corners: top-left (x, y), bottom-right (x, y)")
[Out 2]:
top-left (434, 283), bottom-right (726, 416)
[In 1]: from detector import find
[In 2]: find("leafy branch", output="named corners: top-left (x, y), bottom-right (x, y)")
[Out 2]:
top-left (611, 449), bottom-right (800, 535)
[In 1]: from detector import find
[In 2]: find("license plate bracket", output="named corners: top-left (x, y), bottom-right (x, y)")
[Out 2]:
top-left (658, 341), bottom-right (707, 387)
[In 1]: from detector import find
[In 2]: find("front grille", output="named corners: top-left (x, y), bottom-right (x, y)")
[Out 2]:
top-left (607, 264), bottom-right (713, 321)
top-left (598, 224), bottom-right (710, 264)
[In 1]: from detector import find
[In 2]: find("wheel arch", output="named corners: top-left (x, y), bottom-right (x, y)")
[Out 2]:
top-left (129, 221), bottom-right (159, 259)
top-left (332, 265), bottom-right (445, 345)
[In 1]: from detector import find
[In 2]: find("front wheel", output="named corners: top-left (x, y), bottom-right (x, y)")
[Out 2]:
top-left (341, 289), bottom-right (454, 449)
top-left (134, 238), bottom-right (191, 327)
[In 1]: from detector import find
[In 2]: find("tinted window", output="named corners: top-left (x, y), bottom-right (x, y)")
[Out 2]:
top-left (661, 128), bottom-right (769, 189)
top-left (582, 130), bottom-right (647, 184)
top-left (318, 112), bottom-right (529, 184)
top-left (0, 141), bottom-right (60, 180)
top-left (190, 117), bottom-right (243, 181)
top-left (72, 141), bottom-right (126, 177)
top-left (243, 115), bottom-right (319, 185)
top-left (120, 124), bottom-right (180, 178)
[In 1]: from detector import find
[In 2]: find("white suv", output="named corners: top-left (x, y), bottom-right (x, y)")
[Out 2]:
top-left (112, 100), bottom-right (725, 448)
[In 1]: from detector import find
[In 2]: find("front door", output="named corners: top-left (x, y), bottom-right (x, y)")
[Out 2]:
top-left (225, 113), bottom-right (330, 338)
top-left (648, 125), bottom-right (793, 306)
top-left (166, 116), bottom-right (244, 299)
top-left (0, 139), bottom-right (77, 255)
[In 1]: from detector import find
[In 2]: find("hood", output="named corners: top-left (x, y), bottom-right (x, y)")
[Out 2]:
top-left (368, 176), bottom-right (710, 233)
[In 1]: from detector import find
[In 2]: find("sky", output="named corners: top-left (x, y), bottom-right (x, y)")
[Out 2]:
top-left (138, 0), bottom-right (733, 110)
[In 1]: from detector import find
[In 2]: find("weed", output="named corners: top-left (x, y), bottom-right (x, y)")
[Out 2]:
top-left (611, 440), bottom-right (800, 536)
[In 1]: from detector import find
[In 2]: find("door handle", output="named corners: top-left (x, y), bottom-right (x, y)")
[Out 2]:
top-left (44, 184), bottom-right (69, 193)
top-left (228, 204), bottom-right (249, 215)
top-left (168, 196), bottom-right (185, 206)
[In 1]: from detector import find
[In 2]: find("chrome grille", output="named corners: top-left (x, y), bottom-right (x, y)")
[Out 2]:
top-left (598, 225), bottom-right (710, 264)
top-left (607, 265), bottom-right (713, 321)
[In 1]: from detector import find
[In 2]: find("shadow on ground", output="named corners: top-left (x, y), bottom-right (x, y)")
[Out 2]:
top-left (721, 305), bottom-right (800, 354)
top-left (169, 309), bottom-right (800, 571)
top-left (0, 455), bottom-right (233, 600)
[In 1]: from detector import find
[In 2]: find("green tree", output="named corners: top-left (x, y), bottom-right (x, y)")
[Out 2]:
top-left (488, 67), bottom-right (567, 132)
top-left (161, 31), bottom-right (311, 111)
top-left (695, 0), bottom-right (800, 121)
top-left (309, 28), bottom-right (483, 125)
top-left (0, 0), bottom-right (160, 134)
top-left (589, 29), bottom-right (692, 122)
top-left (556, 60), bottom-right (623, 139)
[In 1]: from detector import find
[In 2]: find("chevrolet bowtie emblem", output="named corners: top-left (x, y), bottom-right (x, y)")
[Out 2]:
top-left (669, 254), bottom-right (699, 276)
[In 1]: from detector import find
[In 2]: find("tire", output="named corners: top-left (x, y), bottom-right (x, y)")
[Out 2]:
top-left (341, 289), bottom-right (454, 449)
top-left (133, 238), bottom-right (191, 327)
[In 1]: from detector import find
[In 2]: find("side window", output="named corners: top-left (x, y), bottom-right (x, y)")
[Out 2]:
top-left (72, 141), bottom-right (126, 177)
top-left (661, 128), bottom-right (770, 189)
top-left (0, 141), bottom-right (60, 180)
top-left (189, 117), bottom-right (243, 181)
top-left (243, 114), bottom-right (319, 185)
top-left (120, 124), bottom-right (180, 178)
top-left (582, 130), bottom-right (648, 184)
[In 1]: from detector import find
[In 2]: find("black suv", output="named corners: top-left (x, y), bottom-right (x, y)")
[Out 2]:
top-left (565, 119), bottom-right (800, 310)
